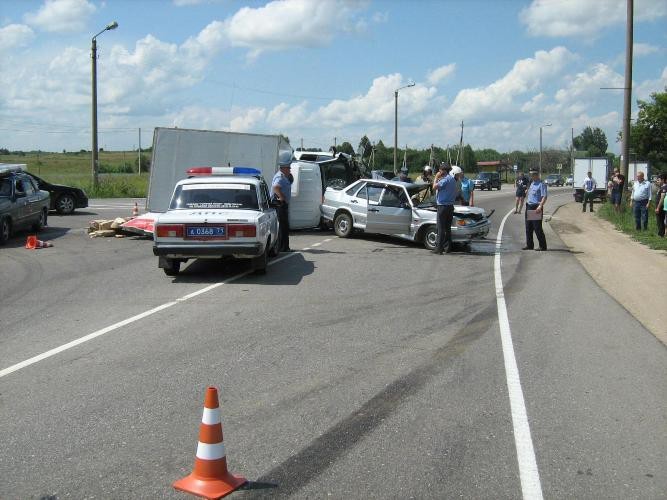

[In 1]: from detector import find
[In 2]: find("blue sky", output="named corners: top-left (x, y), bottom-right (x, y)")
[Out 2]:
top-left (1, 0), bottom-right (666, 154)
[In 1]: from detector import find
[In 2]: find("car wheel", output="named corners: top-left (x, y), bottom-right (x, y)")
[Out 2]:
top-left (268, 235), bottom-right (280, 258)
top-left (32, 208), bottom-right (47, 232)
top-left (423, 225), bottom-right (438, 251)
top-left (0, 217), bottom-right (10, 245)
top-left (497, 185), bottom-right (501, 190)
top-left (334, 212), bottom-right (353, 238)
top-left (253, 246), bottom-right (268, 274)
top-left (56, 194), bottom-right (76, 214)
top-left (163, 259), bottom-right (180, 276)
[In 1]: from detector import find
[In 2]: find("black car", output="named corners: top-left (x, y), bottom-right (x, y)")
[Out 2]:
top-left (544, 174), bottom-right (565, 187)
top-left (0, 166), bottom-right (50, 245)
top-left (473, 171), bottom-right (501, 190)
top-left (27, 173), bottom-right (88, 214)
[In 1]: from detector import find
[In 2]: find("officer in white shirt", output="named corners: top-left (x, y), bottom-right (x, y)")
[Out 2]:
top-left (582, 171), bottom-right (597, 213)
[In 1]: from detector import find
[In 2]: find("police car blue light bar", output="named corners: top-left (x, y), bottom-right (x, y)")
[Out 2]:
top-left (186, 166), bottom-right (262, 177)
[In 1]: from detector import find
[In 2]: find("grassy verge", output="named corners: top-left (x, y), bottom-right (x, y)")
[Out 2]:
top-left (1, 151), bottom-right (149, 198)
top-left (597, 201), bottom-right (667, 251)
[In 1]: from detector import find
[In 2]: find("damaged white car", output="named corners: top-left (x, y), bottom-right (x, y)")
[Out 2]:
top-left (321, 179), bottom-right (491, 250)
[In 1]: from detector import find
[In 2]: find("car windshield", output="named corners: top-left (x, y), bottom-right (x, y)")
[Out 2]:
top-left (478, 173), bottom-right (493, 179)
top-left (547, 175), bottom-right (558, 179)
top-left (0, 178), bottom-right (11, 197)
top-left (170, 183), bottom-right (259, 210)
top-left (407, 184), bottom-right (436, 207)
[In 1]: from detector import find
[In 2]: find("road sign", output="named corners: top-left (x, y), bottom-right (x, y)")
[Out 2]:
top-left (556, 163), bottom-right (562, 170)
top-left (513, 165), bottom-right (518, 171)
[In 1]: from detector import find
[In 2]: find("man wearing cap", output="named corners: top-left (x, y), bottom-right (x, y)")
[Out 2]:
top-left (399, 166), bottom-right (412, 183)
top-left (523, 169), bottom-right (548, 251)
top-left (432, 163), bottom-right (458, 254)
top-left (272, 152), bottom-right (293, 252)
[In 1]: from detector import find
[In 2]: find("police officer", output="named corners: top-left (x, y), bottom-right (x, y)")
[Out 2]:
top-left (272, 151), bottom-right (293, 252)
top-left (523, 168), bottom-right (548, 251)
top-left (399, 166), bottom-right (412, 183)
top-left (432, 163), bottom-right (458, 254)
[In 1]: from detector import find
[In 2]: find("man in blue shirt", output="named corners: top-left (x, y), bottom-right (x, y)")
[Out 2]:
top-left (272, 151), bottom-right (293, 251)
top-left (631, 171), bottom-right (651, 231)
top-left (457, 167), bottom-right (475, 206)
top-left (523, 169), bottom-right (548, 251)
top-left (432, 163), bottom-right (458, 254)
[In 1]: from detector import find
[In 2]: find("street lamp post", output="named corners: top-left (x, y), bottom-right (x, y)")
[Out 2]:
top-left (393, 82), bottom-right (415, 174)
top-left (91, 21), bottom-right (118, 188)
top-left (539, 123), bottom-right (551, 176)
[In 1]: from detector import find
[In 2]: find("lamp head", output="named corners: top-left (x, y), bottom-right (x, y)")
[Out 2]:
top-left (106, 21), bottom-right (119, 30)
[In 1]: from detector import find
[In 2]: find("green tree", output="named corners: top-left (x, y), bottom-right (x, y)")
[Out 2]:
top-left (358, 135), bottom-right (372, 158)
top-left (337, 141), bottom-right (355, 155)
top-left (461, 144), bottom-right (476, 172)
top-left (629, 87), bottom-right (667, 171)
top-left (573, 126), bottom-right (608, 156)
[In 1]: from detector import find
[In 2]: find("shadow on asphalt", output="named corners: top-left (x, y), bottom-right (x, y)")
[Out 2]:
top-left (0, 225), bottom-right (71, 249)
top-left (172, 252), bottom-right (315, 285)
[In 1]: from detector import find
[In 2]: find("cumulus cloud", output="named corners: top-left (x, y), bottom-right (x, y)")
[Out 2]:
top-left (24, 0), bottom-right (96, 33)
top-left (554, 63), bottom-right (624, 103)
top-left (635, 66), bottom-right (667, 100)
top-left (448, 47), bottom-right (574, 121)
top-left (634, 42), bottom-right (659, 57)
top-left (426, 64), bottom-right (456, 86)
top-left (520, 0), bottom-right (667, 39)
top-left (0, 24), bottom-right (35, 51)
top-left (222, 0), bottom-right (368, 58)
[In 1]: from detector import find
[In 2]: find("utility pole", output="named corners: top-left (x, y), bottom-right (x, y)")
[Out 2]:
top-left (300, 137), bottom-right (303, 150)
top-left (393, 82), bottom-right (415, 174)
top-left (138, 127), bottom-right (141, 175)
top-left (621, 0), bottom-right (633, 181)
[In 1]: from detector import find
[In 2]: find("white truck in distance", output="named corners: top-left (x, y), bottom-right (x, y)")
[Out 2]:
top-left (572, 157), bottom-right (610, 203)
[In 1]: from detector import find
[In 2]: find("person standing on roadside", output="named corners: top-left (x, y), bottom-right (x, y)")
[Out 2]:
top-left (432, 164), bottom-right (457, 254)
top-left (514, 171), bottom-right (529, 214)
top-left (522, 169), bottom-right (548, 251)
top-left (458, 167), bottom-right (475, 206)
top-left (272, 151), bottom-right (293, 252)
top-left (582, 171), bottom-right (597, 213)
top-left (610, 168), bottom-right (625, 213)
top-left (631, 171), bottom-right (651, 231)
top-left (655, 173), bottom-right (667, 237)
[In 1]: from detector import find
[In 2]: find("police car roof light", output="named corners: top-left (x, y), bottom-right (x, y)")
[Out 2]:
top-left (186, 166), bottom-right (262, 177)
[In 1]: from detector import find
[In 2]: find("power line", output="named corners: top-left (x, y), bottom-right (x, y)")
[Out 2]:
top-left (205, 78), bottom-right (345, 101)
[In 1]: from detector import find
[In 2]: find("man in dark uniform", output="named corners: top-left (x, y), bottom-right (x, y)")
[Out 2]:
top-left (523, 169), bottom-right (548, 251)
top-left (272, 151), bottom-right (293, 252)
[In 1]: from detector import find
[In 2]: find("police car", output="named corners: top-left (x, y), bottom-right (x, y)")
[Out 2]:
top-left (152, 167), bottom-right (280, 276)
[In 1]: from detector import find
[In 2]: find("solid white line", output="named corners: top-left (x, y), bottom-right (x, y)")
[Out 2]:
top-left (494, 209), bottom-right (544, 500)
top-left (0, 246), bottom-right (309, 379)
top-left (311, 242), bottom-right (322, 247)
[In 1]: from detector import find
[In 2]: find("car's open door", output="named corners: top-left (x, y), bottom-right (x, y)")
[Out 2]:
top-left (366, 186), bottom-right (412, 235)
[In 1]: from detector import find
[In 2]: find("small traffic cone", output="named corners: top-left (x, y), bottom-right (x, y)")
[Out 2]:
top-left (35, 239), bottom-right (53, 248)
top-left (173, 387), bottom-right (246, 499)
top-left (25, 235), bottom-right (37, 249)
top-left (132, 202), bottom-right (139, 217)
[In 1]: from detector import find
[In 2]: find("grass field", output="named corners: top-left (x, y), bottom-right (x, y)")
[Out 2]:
top-left (597, 200), bottom-right (667, 252)
top-left (1, 151), bottom-right (149, 198)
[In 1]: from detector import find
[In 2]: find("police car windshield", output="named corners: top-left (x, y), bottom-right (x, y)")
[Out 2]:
top-left (0, 178), bottom-right (11, 197)
top-left (170, 183), bottom-right (259, 210)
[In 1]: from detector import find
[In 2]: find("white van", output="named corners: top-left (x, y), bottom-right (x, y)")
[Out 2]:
top-left (289, 161), bottom-right (322, 229)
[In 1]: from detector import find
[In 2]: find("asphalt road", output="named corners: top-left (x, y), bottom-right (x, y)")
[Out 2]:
top-left (1, 188), bottom-right (665, 499)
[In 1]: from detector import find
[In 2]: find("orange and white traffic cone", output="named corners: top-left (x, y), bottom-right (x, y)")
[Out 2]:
top-left (35, 239), bottom-right (53, 248)
top-left (173, 387), bottom-right (246, 499)
top-left (132, 202), bottom-right (139, 217)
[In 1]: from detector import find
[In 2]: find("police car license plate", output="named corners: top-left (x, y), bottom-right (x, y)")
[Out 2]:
top-left (185, 225), bottom-right (226, 239)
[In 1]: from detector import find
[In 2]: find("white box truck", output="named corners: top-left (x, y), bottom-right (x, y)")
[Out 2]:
top-left (572, 157), bottom-right (610, 202)
top-left (628, 161), bottom-right (650, 185)
top-left (145, 127), bottom-right (321, 230)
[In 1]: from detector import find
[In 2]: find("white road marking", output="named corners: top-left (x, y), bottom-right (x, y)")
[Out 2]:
top-left (0, 245), bottom-right (314, 379)
top-left (494, 208), bottom-right (544, 500)
top-left (311, 242), bottom-right (321, 247)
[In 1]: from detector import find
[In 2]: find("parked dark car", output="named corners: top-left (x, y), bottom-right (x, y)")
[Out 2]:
top-left (0, 166), bottom-right (50, 245)
top-left (27, 173), bottom-right (88, 214)
top-left (473, 171), bottom-right (501, 190)
top-left (544, 174), bottom-right (565, 187)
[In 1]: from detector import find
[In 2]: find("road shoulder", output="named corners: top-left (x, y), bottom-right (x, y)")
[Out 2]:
top-left (549, 202), bottom-right (667, 346)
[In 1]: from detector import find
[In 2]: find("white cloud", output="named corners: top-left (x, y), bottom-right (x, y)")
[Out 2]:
top-left (229, 107), bottom-right (268, 132)
top-left (448, 47), bottom-right (574, 121)
top-left (372, 11), bottom-right (389, 24)
top-left (0, 24), bottom-right (35, 51)
top-left (426, 63), bottom-right (456, 86)
top-left (554, 63), bottom-right (624, 103)
top-left (635, 66), bottom-right (667, 100)
top-left (24, 0), bottom-right (96, 33)
top-left (222, 0), bottom-right (368, 58)
top-left (634, 42), bottom-right (659, 57)
top-left (520, 0), bottom-right (667, 38)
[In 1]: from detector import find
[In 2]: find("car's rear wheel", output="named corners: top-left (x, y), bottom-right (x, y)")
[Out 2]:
top-left (253, 246), bottom-right (268, 274)
top-left (423, 225), bottom-right (437, 251)
top-left (268, 235), bottom-right (280, 258)
top-left (497, 184), bottom-right (501, 190)
top-left (56, 194), bottom-right (75, 214)
top-left (32, 208), bottom-right (47, 232)
top-left (334, 212), bottom-right (353, 238)
top-left (0, 217), bottom-right (10, 245)
top-left (163, 259), bottom-right (180, 276)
